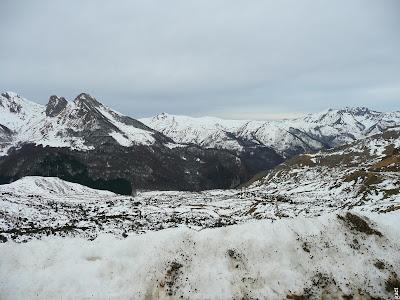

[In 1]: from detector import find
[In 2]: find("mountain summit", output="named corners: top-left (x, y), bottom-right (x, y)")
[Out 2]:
top-left (45, 95), bottom-right (68, 117)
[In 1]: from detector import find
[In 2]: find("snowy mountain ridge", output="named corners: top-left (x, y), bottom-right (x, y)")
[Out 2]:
top-left (2, 91), bottom-right (399, 159)
top-left (141, 107), bottom-right (400, 157)
top-left (140, 113), bottom-right (253, 151)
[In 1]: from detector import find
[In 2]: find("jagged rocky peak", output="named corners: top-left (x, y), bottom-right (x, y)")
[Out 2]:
top-left (157, 112), bottom-right (170, 120)
top-left (45, 95), bottom-right (68, 117)
top-left (73, 93), bottom-right (100, 107)
top-left (71, 93), bottom-right (105, 123)
top-left (0, 92), bottom-right (23, 113)
top-left (342, 106), bottom-right (372, 116)
top-left (1, 91), bottom-right (19, 100)
top-left (1, 92), bottom-right (10, 101)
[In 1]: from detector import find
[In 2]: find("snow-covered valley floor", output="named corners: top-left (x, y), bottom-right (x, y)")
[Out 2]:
top-left (1, 210), bottom-right (399, 300)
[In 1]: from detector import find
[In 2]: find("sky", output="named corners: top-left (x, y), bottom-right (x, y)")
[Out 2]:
top-left (0, 0), bottom-right (399, 120)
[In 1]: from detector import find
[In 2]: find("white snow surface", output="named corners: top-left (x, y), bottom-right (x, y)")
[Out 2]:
top-left (0, 176), bottom-right (115, 197)
top-left (0, 210), bottom-right (399, 299)
top-left (0, 92), bottom-right (44, 131)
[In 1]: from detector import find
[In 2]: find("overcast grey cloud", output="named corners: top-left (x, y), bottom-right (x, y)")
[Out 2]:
top-left (0, 0), bottom-right (399, 119)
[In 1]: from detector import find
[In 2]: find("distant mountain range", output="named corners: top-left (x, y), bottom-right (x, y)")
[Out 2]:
top-left (140, 107), bottom-right (400, 158)
top-left (0, 91), bottom-right (399, 194)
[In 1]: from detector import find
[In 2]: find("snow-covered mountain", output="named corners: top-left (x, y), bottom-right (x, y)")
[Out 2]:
top-left (140, 113), bottom-right (251, 150)
top-left (0, 91), bottom-right (166, 155)
top-left (141, 107), bottom-right (400, 158)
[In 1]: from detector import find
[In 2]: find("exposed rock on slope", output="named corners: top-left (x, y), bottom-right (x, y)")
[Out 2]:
top-left (246, 126), bottom-right (400, 214)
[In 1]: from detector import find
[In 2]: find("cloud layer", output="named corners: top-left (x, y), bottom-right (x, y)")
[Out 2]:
top-left (1, 0), bottom-right (399, 119)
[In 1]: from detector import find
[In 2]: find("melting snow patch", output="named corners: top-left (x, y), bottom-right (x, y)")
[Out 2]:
top-left (164, 142), bottom-right (186, 149)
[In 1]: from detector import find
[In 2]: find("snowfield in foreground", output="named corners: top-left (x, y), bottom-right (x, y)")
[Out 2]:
top-left (0, 210), bottom-right (399, 299)
top-left (1, 175), bottom-right (398, 243)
